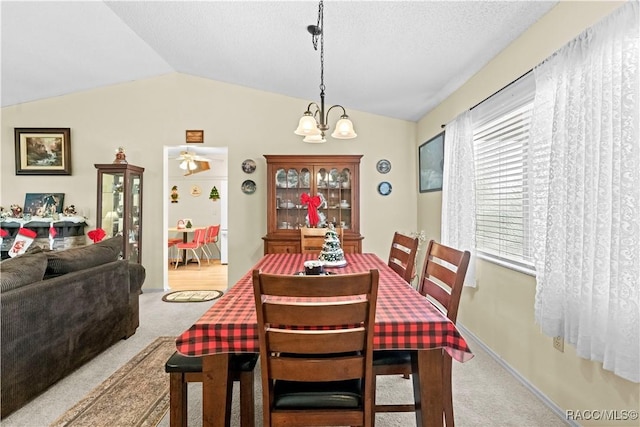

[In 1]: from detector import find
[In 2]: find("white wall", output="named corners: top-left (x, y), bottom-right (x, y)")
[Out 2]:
top-left (1, 73), bottom-right (417, 290)
top-left (416, 1), bottom-right (639, 425)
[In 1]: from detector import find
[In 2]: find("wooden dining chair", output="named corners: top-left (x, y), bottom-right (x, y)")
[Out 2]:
top-left (387, 232), bottom-right (419, 283)
top-left (165, 351), bottom-right (258, 427)
top-left (174, 228), bottom-right (207, 269)
top-left (300, 226), bottom-right (343, 254)
top-left (252, 268), bottom-right (379, 427)
top-left (373, 240), bottom-right (470, 427)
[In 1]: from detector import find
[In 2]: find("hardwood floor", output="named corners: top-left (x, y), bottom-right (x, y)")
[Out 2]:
top-left (167, 257), bottom-right (228, 291)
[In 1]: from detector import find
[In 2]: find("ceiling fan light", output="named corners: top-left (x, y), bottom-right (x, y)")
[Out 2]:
top-left (303, 133), bottom-right (327, 143)
top-left (294, 113), bottom-right (320, 136)
top-left (188, 160), bottom-right (197, 170)
top-left (179, 160), bottom-right (188, 170)
top-left (331, 117), bottom-right (357, 139)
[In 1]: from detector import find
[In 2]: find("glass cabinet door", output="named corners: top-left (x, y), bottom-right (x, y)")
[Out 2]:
top-left (95, 163), bottom-right (144, 263)
top-left (127, 172), bottom-right (142, 262)
top-left (315, 166), bottom-right (353, 230)
top-left (273, 165), bottom-right (354, 230)
top-left (99, 171), bottom-right (125, 238)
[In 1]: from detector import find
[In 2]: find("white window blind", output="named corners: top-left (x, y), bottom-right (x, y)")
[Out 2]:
top-left (472, 73), bottom-right (535, 268)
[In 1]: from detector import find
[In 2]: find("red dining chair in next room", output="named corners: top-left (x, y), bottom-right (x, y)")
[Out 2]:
top-left (373, 240), bottom-right (470, 427)
top-left (201, 224), bottom-right (220, 261)
top-left (167, 237), bottom-right (183, 265)
top-left (174, 228), bottom-right (207, 269)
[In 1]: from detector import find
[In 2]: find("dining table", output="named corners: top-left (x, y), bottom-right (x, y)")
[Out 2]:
top-left (175, 252), bottom-right (474, 427)
top-left (168, 226), bottom-right (207, 266)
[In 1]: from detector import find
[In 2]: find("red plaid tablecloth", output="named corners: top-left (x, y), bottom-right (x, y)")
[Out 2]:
top-left (176, 253), bottom-right (473, 363)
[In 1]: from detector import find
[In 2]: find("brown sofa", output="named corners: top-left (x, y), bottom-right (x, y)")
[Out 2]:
top-left (0, 236), bottom-right (145, 418)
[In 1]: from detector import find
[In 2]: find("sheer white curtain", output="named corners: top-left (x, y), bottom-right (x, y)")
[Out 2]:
top-left (529, 0), bottom-right (639, 382)
top-left (441, 110), bottom-right (476, 286)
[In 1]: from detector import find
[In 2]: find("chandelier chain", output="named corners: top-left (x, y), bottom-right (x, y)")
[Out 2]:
top-left (317, 1), bottom-right (325, 94)
top-left (294, 0), bottom-right (356, 141)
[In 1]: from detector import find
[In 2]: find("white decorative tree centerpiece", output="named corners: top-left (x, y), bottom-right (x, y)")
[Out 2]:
top-left (318, 225), bottom-right (347, 267)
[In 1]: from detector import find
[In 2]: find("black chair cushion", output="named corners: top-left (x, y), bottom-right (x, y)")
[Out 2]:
top-left (373, 350), bottom-right (414, 366)
top-left (165, 351), bottom-right (258, 373)
top-left (273, 379), bottom-right (362, 409)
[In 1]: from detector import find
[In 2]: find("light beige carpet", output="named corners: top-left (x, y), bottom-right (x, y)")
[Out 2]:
top-left (50, 337), bottom-right (176, 427)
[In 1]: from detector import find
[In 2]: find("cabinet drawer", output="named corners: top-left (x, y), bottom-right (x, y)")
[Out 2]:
top-left (265, 241), bottom-right (300, 254)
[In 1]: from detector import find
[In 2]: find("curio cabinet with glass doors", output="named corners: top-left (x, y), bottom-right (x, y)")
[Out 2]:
top-left (95, 163), bottom-right (144, 263)
top-left (263, 154), bottom-right (363, 254)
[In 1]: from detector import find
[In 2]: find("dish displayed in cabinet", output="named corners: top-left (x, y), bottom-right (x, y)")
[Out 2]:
top-left (276, 169), bottom-right (301, 188)
top-left (279, 201), bottom-right (295, 209)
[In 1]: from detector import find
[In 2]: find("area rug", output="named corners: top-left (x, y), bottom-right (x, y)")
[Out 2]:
top-left (50, 337), bottom-right (176, 427)
top-left (161, 289), bottom-right (223, 303)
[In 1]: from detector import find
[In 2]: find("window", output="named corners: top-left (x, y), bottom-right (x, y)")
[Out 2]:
top-left (471, 73), bottom-right (535, 270)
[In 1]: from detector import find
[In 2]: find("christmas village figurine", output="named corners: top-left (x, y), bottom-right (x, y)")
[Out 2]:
top-left (171, 186), bottom-right (179, 203)
top-left (209, 186), bottom-right (220, 201)
top-left (113, 146), bottom-right (127, 164)
top-left (318, 224), bottom-right (346, 266)
top-left (63, 205), bottom-right (77, 216)
top-left (10, 204), bottom-right (23, 218)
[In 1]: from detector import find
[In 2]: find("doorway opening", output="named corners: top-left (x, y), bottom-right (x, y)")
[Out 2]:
top-left (163, 146), bottom-right (228, 291)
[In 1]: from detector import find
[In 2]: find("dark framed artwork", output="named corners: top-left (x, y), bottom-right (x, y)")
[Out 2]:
top-left (23, 193), bottom-right (65, 216)
top-left (185, 130), bottom-right (204, 143)
top-left (14, 128), bottom-right (71, 175)
top-left (419, 131), bottom-right (445, 192)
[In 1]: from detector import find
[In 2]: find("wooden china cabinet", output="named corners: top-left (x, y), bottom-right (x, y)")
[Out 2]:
top-left (95, 163), bottom-right (144, 263)
top-left (263, 154), bottom-right (363, 254)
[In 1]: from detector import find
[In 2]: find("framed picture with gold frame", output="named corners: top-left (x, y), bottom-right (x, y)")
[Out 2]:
top-left (14, 128), bottom-right (71, 175)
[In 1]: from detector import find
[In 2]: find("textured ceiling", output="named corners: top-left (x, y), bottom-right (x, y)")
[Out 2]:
top-left (1, 1), bottom-right (558, 121)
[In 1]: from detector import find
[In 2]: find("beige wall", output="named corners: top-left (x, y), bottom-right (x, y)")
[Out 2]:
top-left (416, 1), bottom-right (639, 425)
top-left (1, 73), bottom-right (417, 289)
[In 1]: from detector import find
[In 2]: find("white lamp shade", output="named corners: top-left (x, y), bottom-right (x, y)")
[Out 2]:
top-left (179, 159), bottom-right (199, 170)
top-left (294, 115), bottom-right (321, 136)
top-left (303, 134), bottom-right (327, 143)
top-left (331, 118), bottom-right (357, 139)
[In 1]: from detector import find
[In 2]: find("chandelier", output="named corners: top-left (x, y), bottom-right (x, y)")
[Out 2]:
top-left (294, 0), bottom-right (357, 143)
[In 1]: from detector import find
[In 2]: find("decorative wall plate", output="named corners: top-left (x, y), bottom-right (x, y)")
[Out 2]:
top-left (242, 159), bottom-right (256, 174)
top-left (377, 181), bottom-right (392, 196)
top-left (376, 159), bottom-right (391, 174)
top-left (241, 179), bottom-right (256, 194)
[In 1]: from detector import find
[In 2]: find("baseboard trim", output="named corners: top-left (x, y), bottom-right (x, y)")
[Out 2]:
top-left (457, 324), bottom-right (577, 427)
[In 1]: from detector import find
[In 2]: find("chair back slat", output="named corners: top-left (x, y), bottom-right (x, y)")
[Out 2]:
top-left (258, 272), bottom-right (370, 297)
top-left (270, 356), bottom-right (365, 382)
top-left (264, 301), bottom-right (369, 327)
top-left (387, 232), bottom-right (419, 283)
top-left (267, 329), bottom-right (366, 354)
top-left (418, 240), bottom-right (470, 323)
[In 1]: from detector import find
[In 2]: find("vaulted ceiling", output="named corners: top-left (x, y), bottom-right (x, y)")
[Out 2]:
top-left (1, 1), bottom-right (558, 122)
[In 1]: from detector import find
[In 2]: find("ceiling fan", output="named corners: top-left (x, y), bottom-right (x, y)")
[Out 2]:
top-left (173, 150), bottom-right (211, 174)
